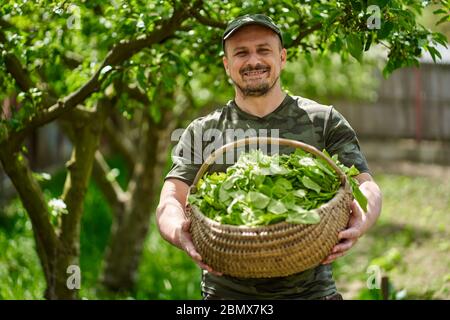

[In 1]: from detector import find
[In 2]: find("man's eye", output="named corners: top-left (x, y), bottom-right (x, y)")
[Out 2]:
top-left (235, 52), bottom-right (247, 56)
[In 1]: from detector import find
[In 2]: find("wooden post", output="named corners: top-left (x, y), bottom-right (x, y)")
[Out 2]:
top-left (414, 67), bottom-right (423, 143)
top-left (381, 276), bottom-right (390, 300)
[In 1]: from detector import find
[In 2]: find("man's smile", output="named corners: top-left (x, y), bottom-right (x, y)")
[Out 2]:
top-left (242, 69), bottom-right (269, 80)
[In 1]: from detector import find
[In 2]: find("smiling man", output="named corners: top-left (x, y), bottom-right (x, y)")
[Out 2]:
top-left (222, 15), bottom-right (287, 117)
top-left (156, 14), bottom-right (382, 300)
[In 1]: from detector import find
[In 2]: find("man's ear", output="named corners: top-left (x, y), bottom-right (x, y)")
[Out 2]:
top-left (223, 55), bottom-right (230, 76)
top-left (280, 48), bottom-right (287, 70)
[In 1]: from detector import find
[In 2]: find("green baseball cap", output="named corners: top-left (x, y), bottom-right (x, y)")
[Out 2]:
top-left (222, 14), bottom-right (283, 50)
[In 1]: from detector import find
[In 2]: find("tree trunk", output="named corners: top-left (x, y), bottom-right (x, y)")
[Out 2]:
top-left (98, 92), bottom-right (193, 292)
top-left (0, 144), bottom-right (58, 296)
top-left (0, 146), bottom-right (75, 299)
top-left (52, 103), bottom-right (109, 298)
top-left (0, 101), bottom-right (108, 299)
top-left (46, 245), bottom-right (78, 299)
top-left (101, 115), bottom-right (159, 291)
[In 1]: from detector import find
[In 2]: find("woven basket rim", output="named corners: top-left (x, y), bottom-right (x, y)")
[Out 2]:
top-left (189, 180), bottom-right (352, 232)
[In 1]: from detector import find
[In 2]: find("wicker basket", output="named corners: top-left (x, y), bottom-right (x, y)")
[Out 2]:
top-left (186, 137), bottom-right (353, 278)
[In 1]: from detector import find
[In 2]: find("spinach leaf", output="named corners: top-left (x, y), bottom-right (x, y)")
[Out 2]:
top-left (188, 149), bottom-right (368, 226)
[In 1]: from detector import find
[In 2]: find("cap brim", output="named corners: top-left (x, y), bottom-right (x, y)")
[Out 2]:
top-left (223, 21), bottom-right (282, 42)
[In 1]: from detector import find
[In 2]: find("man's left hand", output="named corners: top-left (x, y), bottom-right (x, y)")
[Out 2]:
top-left (321, 200), bottom-right (367, 265)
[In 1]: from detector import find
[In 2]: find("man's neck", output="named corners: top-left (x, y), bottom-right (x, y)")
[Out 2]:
top-left (234, 86), bottom-right (286, 118)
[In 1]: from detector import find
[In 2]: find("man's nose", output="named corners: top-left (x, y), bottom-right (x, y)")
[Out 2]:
top-left (246, 52), bottom-right (261, 66)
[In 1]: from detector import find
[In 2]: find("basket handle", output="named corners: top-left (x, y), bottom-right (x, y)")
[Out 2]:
top-left (190, 137), bottom-right (347, 192)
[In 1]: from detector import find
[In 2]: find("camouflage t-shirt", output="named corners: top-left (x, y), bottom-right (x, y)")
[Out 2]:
top-left (165, 94), bottom-right (369, 299)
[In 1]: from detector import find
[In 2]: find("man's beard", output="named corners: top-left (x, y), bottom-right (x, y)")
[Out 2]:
top-left (234, 64), bottom-right (278, 97)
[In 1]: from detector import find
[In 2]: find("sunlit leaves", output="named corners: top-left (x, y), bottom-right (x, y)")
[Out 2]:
top-left (189, 149), bottom-right (366, 226)
top-left (347, 33), bottom-right (364, 62)
top-left (281, 52), bottom-right (381, 103)
top-left (0, 0), bottom-right (448, 134)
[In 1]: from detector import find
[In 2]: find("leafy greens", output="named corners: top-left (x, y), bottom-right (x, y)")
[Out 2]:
top-left (188, 149), bottom-right (367, 226)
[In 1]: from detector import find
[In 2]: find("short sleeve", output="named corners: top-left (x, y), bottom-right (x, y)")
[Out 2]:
top-left (324, 107), bottom-right (370, 174)
top-left (164, 120), bottom-right (203, 186)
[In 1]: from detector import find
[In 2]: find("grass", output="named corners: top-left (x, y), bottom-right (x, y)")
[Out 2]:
top-left (0, 200), bottom-right (46, 299)
top-left (0, 163), bottom-right (449, 300)
top-left (333, 172), bottom-right (450, 300)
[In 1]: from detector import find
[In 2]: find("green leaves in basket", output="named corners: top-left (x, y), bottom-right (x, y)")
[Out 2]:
top-left (287, 210), bottom-right (321, 225)
top-left (188, 149), bottom-right (367, 226)
top-left (322, 149), bottom-right (368, 212)
top-left (247, 191), bottom-right (270, 209)
top-left (301, 176), bottom-right (321, 194)
top-left (350, 178), bottom-right (368, 212)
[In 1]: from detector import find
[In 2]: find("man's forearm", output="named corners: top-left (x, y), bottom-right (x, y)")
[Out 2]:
top-left (156, 200), bottom-right (187, 250)
top-left (359, 180), bottom-right (382, 234)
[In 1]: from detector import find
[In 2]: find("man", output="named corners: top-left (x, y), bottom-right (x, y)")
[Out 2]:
top-left (156, 14), bottom-right (382, 300)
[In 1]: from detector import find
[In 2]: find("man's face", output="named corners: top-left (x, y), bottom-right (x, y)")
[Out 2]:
top-left (223, 24), bottom-right (287, 97)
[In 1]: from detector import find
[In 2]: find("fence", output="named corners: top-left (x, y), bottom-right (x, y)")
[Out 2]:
top-left (336, 60), bottom-right (450, 142)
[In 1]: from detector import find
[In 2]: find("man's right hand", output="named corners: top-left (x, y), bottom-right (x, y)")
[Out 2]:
top-left (157, 178), bottom-right (223, 276)
top-left (177, 219), bottom-right (223, 276)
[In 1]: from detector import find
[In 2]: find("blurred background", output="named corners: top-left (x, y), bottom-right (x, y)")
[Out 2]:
top-left (0, 1), bottom-right (449, 300)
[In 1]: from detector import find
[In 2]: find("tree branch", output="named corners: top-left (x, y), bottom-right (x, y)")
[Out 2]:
top-left (61, 51), bottom-right (83, 70)
top-left (103, 119), bottom-right (136, 170)
top-left (288, 22), bottom-right (323, 49)
top-left (0, 145), bottom-right (58, 284)
top-left (3, 53), bottom-right (33, 92)
top-left (0, 27), bottom-right (57, 107)
top-left (60, 99), bottom-right (111, 249)
top-left (1, 4), bottom-right (193, 145)
top-left (102, 82), bottom-right (150, 170)
top-left (121, 85), bottom-right (150, 105)
top-left (92, 151), bottom-right (129, 215)
top-left (189, 6), bottom-right (227, 29)
top-left (0, 29), bottom-right (26, 86)
top-left (0, 18), bottom-right (13, 29)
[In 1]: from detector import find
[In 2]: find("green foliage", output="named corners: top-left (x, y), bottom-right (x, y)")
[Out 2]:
top-left (1, 0), bottom-right (449, 300)
top-left (357, 282), bottom-right (408, 300)
top-left (1, 0), bottom-right (448, 135)
top-left (0, 155), bottom-right (201, 300)
top-left (188, 149), bottom-right (365, 226)
top-left (133, 218), bottom-right (201, 300)
top-left (355, 248), bottom-right (407, 300)
top-left (0, 198), bottom-right (46, 299)
top-left (78, 182), bottom-right (113, 289)
top-left (370, 248), bottom-right (403, 272)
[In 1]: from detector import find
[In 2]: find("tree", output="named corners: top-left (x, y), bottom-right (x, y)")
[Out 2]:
top-left (0, 0), bottom-right (448, 299)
